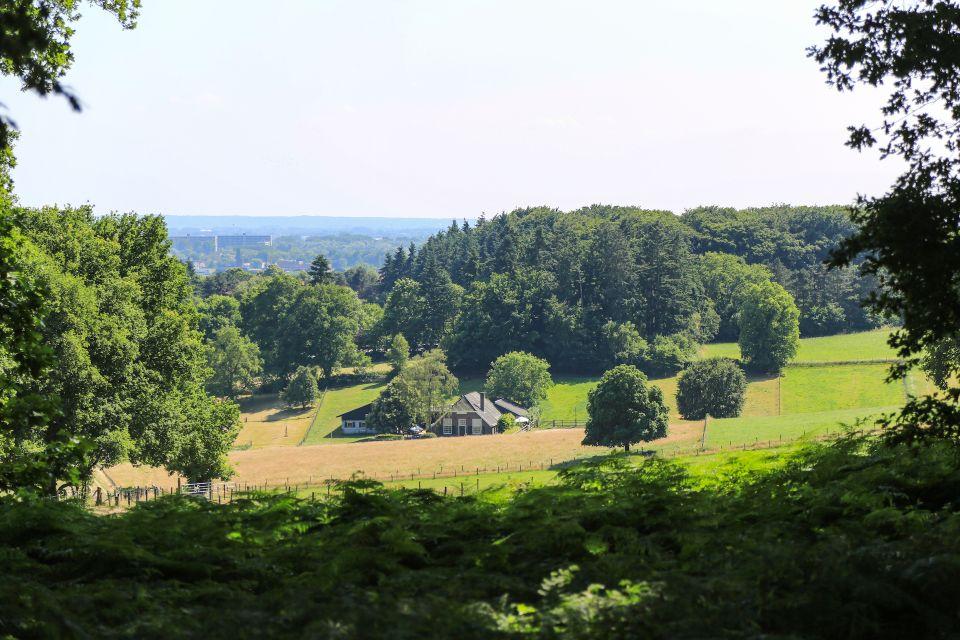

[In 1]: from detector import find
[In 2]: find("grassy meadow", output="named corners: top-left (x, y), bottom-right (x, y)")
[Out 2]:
top-left (233, 395), bottom-right (316, 448)
top-left (299, 380), bottom-right (389, 445)
top-left (701, 328), bottom-right (896, 362)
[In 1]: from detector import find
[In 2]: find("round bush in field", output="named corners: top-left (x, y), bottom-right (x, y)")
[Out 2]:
top-left (676, 357), bottom-right (747, 420)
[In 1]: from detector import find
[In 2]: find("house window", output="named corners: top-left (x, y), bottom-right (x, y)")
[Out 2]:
top-left (458, 418), bottom-right (467, 427)
top-left (443, 417), bottom-right (452, 426)
top-left (471, 423), bottom-right (482, 435)
top-left (442, 424), bottom-right (453, 435)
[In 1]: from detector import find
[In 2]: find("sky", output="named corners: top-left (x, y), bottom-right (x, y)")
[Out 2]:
top-left (2, 1), bottom-right (900, 218)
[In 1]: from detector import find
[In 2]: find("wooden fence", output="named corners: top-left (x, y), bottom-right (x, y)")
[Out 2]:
top-left (85, 426), bottom-right (867, 508)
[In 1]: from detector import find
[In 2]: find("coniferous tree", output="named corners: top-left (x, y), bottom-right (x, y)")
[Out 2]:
top-left (309, 254), bottom-right (333, 285)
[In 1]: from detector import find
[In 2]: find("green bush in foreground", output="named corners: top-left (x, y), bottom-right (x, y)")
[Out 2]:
top-left (3, 436), bottom-right (960, 638)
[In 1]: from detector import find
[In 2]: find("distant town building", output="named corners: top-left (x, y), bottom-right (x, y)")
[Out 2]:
top-left (169, 234), bottom-right (272, 253)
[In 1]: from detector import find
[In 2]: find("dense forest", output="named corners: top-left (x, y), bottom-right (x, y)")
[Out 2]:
top-left (372, 204), bottom-right (880, 372)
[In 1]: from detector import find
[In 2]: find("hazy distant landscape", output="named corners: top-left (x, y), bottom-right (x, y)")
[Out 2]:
top-left (163, 214), bottom-right (462, 238)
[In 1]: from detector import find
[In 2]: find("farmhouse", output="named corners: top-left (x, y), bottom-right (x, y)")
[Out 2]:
top-left (432, 392), bottom-right (529, 436)
top-left (338, 403), bottom-right (376, 435)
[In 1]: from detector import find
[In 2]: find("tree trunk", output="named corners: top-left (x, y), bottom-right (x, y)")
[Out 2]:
top-left (624, 442), bottom-right (630, 453)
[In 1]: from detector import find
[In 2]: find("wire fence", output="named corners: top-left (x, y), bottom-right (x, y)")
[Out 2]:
top-left (84, 425), bottom-right (870, 508)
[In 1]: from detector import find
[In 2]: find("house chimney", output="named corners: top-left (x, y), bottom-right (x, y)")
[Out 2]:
top-left (479, 392), bottom-right (485, 411)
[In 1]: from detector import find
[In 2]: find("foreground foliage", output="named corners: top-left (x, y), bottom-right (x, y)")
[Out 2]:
top-left (2, 437), bottom-right (959, 638)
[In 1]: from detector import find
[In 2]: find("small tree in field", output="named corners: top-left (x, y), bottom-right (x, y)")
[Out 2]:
top-left (582, 365), bottom-right (668, 452)
top-left (676, 358), bottom-right (747, 420)
top-left (485, 351), bottom-right (553, 407)
top-left (282, 366), bottom-right (319, 409)
top-left (387, 333), bottom-right (409, 374)
top-left (496, 413), bottom-right (517, 433)
top-left (738, 281), bottom-right (800, 373)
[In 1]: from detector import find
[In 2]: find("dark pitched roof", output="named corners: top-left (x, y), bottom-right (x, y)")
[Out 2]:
top-left (464, 392), bottom-right (503, 426)
top-left (338, 403), bottom-right (373, 420)
top-left (493, 398), bottom-right (528, 418)
top-left (436, 392), bottom-right (502, 427)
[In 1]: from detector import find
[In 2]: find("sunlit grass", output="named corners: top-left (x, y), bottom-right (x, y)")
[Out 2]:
top-left (701, 328), bottom-right (897, 363)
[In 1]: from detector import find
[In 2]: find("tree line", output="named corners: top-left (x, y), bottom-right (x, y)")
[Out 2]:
top-left (372, 204), bottom-right (833, 374)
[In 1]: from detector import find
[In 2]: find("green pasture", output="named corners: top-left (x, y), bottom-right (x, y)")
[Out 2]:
top-left (780, 364), bottom-right (904, 414)
top-left (702, 406), bottom-right (891, 449)
top-left (299, 380), bottom-right (389, 445)
top-left (701, 328), bottom-right (896, 363)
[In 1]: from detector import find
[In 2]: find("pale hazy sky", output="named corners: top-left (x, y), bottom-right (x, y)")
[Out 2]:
top-left (2, 1), bottom-right (898, 218)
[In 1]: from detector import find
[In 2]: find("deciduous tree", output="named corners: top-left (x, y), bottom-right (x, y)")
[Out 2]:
top-left (582, 365), bottom-right (668, 452)
top-left (206, 326), bottom-right (262, 399)
top-left (366, 378), bottom-right (416, 435)
top-left (485, 351), bottom-right (553, 407)
top-left (282, 366), bottom-right (319, 409)
top-left (738, 281), bottom-right (800, 373)
top-left (387, 334), bottom-right (410, 374)
top-left (676, 358), bottom-right (747, 420)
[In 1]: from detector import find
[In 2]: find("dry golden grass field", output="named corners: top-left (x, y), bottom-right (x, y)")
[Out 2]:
top-left (99, 422), bottom-right (704, 489)
top-left (233, 394), bottom-right (316, 448)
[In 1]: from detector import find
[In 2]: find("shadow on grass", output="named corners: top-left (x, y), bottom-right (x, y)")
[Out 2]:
top-left (746, 372), bottom-right (779, 384)
top-left (264, 406), bottom-right (314, 422)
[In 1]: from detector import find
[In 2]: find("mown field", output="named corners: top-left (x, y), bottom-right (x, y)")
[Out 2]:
top-left (233, 395), bottom-right (315, 448)
top-left (299, 380), bottom-right (388, 445)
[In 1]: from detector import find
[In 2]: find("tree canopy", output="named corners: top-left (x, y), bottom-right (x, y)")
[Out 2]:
top-left (0, 0), bottom-right (140, 147)
top-left (676, 358), bottom-right (747, 420)
top-left (484, 351), bottom-right (553, 407)
top-left (282, 366), bottom-right (319, 409)
top-left (738, 281), bottom-right (800, 373)
top-left (812, 0), bottom-right (960, 440)
top-left (10, 206), bottom-right (240, 485)
top-left (582, 364), bottom-right (669, 452)
top-left (206, 325), bottom-right (262, 400)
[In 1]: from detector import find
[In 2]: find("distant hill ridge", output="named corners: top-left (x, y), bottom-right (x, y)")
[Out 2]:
top-left (163, 215), bottom-right (470, 238)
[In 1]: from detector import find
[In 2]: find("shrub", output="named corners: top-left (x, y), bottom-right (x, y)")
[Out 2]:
top-left (5, 436), bottom-right (958, 638)
top-left (676, 357), bottom-right (747, 420)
